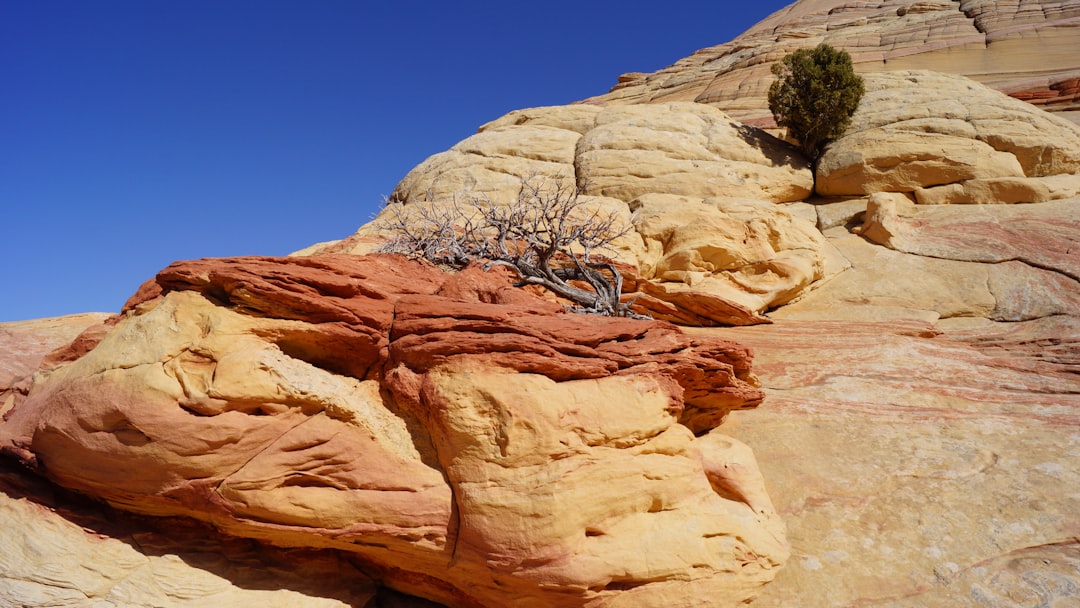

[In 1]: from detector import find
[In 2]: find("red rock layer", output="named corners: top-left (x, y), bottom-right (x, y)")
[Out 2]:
top-left (0, 253), bottom-right (771, 608)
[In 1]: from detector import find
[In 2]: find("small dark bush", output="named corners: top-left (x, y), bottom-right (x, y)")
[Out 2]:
top-left (768, 43), bottom-right (865, 160)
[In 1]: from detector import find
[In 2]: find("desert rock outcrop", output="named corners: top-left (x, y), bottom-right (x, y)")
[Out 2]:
top-left (714, 315), bottom-right (1080, 607)
top-left (586, 0), bottom-right (1080, 126)
top-left (325, 102), bottom-right (829, 323)
top-left (1, 254), bottom-right (786, 608)
top-left (331, 59), bottom-right (1080, 606)
top-left (815, 70), bottom-right (1080, 196)
top-left (4, 1), bottom-right (1080, 606)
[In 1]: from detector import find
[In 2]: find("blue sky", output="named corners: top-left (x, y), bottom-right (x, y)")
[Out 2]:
top-left (1, 1), bottom-right (791, 321)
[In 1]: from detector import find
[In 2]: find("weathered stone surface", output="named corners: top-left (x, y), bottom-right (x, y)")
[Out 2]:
top-left (269, 22), bottom-right (1080, 608)
top-left (574, 103), bottom-right (813, 203)
top-left (331, 72), bottom-right (1080, 328)
top-left (391, 123), bottom-right (582, 206)
top-left (859, 194), bottom-right (1080, 280)
top-left (385, 290), bottom-right (764, 435)
top-left (816, 130), bottom-right (1025, 196)
top-left (0, 465), bottom-right (381, 608)
top-left (585, 0), bottom-right (1080, 126)
top-left (773, 225), bottom-right (1080, 324)
top-left (0, 313), bottom-right (113, 420)
top-left (816, 71), bottom-right (1080, 196)
top-left (914, 173), bottom-right (1080, 205)
top-left (342, 102), bottom-right (824, 321)
top-left (389, 103), bottom-right (812, 208)
top-left (0, 254), bottom-right (782, 608)
top-left (7, 3), bottom-right (1080, 607)
top-left (705, 314), bottom-right (1080, 607)
top-left (630, 195), bottom-right (835, 314)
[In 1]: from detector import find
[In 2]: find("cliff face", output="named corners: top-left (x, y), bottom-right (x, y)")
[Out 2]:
top-left (585, 0), bottom-right (1080, 126)
top-left (3, 2), bottom-right (1080, 607)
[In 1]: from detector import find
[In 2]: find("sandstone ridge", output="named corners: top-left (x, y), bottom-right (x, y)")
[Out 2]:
top-left (318, 69), bottom-right (1080, 327)
top-left (585, 0), bottom-right (1080, 126)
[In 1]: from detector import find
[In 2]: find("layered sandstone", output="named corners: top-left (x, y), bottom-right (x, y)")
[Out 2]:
top-left (0, 465), bottom-right (382, 608)
top-left (317, 102), bottom-right (831, 322)
top-left (815, 71), bottom-right (1080, 196)
top-left (0, 254), bottom-right (785, 608)
top-left (585, 0), bottom-right (1080, 126)
top-left (713, 315), bottom-right (1080, 607)
top-left (0, 313), bottom-right (113, 417)
top-left (4, 2), bottom-right (1080, 606)
top-left (320, 63), bottom-right (1079, 606)
top-left (776, 70), bottom-right (1080, 325)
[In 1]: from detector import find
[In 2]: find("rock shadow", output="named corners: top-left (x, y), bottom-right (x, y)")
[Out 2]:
top-left (0, 459), bottom-right (443, 608)
top-left (735, 123), bottom-right (807, 170)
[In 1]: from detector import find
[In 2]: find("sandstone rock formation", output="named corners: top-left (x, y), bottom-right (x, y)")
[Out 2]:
top-left (0, 254), bottom-right (787, 608)
top-left (586, 0), bottom-right (1080, 126)
top-left (714, 315), bottom-right (1080, 607)
top-left (316, 102), bottom-right (830, 323)
top-left (313, 63), bottom-right (1080, 606)
top-left (816, 71), bottom-right (1080, 197)
top-left (0, 465), bottom-right (382, 608)
top-left (778, 70), bottom-right (1080, 324)
top-left (320, 70), bottom-right (1080, 329)
top-left (0, 313), bottom-right (113, 418)
top-left (5, 2), bottom-right (1080, 607)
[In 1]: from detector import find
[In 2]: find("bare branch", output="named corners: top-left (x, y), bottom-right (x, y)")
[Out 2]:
top-left (376, 175), bottom-right (646, 318)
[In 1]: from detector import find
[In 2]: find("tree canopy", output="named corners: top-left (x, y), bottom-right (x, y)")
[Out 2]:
top-left (768, 43), bottom-right (865, 160)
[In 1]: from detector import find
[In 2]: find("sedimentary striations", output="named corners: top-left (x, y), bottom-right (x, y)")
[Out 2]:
top-left (3, 2), bottom-right (1080, 607)
top-left (584, 0), bottom-right (1080, 126)
top-left (310, 64), bottom-right (1080, 606)
top-left (321, 70), bottom-right (1080, 328)
top-left (1, 255), bottom-right (786, 608)
top-left (323, 102), bottom-right (831, 324)
top-left (781, 70), bottom-right (1080, 324)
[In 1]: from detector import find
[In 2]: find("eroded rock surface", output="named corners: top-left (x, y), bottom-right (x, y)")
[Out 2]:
top-left (815, 71), bottom-right (1080, 196)
top-left (0, 254), bottom-right (785, 608)
top-left (0, 464), bottom-right (381, 608)
top-left (319, 102), bottom-right (829, 323)
top-left (5, 3), bottom-right (1080, 606)
top-left (710, 316), bottom-right (1080, 607)
top-left (0, 313), bottom-right (113, 418)
top-left (585, 0), bottom-right (1080, 126)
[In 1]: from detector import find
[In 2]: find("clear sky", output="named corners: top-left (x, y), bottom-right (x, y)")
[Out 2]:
top-left (2, 1), bottom-right (792, 322)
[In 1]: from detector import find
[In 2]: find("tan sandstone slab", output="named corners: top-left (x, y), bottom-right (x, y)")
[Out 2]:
top-left (704, 316), bottom-right (1080, 607)
top-left (0, 465), bottom-right (380, 608)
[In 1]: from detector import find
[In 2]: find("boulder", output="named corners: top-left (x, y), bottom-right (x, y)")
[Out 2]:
top-left (816, 71), bottom-right (1080, 196)
top-left (337, 103), bottom-right (823, 321)
top-left (0, 254), bottom-right (785, 608)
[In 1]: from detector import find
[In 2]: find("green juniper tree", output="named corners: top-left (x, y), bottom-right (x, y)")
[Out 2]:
top-left (768, 43), bottom-right (865, 161)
